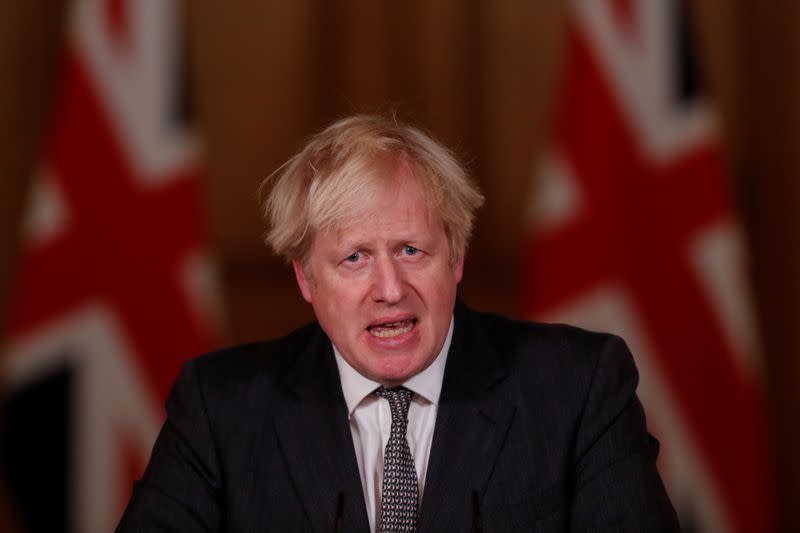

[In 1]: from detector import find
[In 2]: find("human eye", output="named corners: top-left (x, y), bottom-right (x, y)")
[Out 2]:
top-left (403, 245), bottom-right (419, 256)
top-left (344, 251), bottom-right (361, 263)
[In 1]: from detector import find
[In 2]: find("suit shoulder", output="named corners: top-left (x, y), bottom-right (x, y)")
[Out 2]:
top-left (466, 307), bottom-right (623, 353)
top-left (464, 307), bottom-right (632, 378)
top-left (462, 307), bottom-right (641, 436)
top-left (181, 321), bottom-right (324, 394)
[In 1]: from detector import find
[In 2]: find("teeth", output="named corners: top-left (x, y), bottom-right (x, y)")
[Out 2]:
top-left (369, 319), bottom-right (414, 338)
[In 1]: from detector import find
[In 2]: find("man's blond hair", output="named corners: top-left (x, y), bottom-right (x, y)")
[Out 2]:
top-left (261, 114), bottom-right (484, 265)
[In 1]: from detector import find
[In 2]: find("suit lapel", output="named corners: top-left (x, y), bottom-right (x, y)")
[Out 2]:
top-left (273, 327), bottom-right (370, 533)
top-left (418, 304), bottom-right (515, 532)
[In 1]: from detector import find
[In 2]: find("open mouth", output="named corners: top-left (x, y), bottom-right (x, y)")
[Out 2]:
top-left (367, 318), bottom-right (417, 338)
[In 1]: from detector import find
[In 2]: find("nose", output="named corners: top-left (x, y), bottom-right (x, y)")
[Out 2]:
top-left (370, 256), bottom-right (405, 304)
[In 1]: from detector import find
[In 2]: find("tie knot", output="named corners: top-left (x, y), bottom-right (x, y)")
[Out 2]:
top-left (375, 386), bottom-right (412, 420)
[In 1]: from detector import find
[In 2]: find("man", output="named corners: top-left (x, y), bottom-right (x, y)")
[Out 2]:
top-left (117, 115), bottom-right (678, 531)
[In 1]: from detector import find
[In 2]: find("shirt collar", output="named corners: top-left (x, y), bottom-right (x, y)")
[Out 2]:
top-left (334, 316), bottom-right (454, 416)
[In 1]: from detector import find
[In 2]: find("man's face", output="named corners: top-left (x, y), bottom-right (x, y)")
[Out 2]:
top-left (293, 170), bottom-right (463, 387)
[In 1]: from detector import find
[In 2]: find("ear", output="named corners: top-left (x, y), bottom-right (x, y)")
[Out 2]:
top-left (453, 249), bottom-right (465, 284)
top-left (292, 260), bottom-right (313, 303)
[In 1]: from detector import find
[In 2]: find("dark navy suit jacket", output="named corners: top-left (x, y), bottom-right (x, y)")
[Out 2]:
top-left (117, 303), bottom-right (679, 532)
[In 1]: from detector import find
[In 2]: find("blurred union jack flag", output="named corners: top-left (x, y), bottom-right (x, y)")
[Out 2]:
top-left (3, 1), bottom-right (220, 532)
top-left (523, 0), bottom-right (775, 531)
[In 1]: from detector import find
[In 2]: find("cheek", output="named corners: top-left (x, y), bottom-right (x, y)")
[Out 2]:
top-left (316, 281), bottom-right (362, 316)
top-left (417, 270), bottom-right (459, 307)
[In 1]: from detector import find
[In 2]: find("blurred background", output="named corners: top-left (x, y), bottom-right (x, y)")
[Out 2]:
top-left (0, 0), bottom-right (797, 531)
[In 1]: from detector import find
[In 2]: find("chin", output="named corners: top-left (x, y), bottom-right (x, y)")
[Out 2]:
top-left (372, 356), bottom-right (428, 385)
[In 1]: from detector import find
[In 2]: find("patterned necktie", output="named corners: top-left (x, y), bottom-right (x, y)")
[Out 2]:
top-left (375, 386), bottom-right (419, 532)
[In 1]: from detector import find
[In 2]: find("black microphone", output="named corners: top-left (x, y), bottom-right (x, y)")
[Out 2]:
top-left (472, 490), bottom-right (484, 533)
top-left (333, 492), bottom-right (344, 533)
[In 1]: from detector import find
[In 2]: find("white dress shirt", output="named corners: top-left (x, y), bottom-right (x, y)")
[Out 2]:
top-left (333, 317), bottom-right (453, 533)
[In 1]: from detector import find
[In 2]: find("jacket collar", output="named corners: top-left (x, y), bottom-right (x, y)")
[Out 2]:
top-left (274, 324), bottom-right (371, 533)
top-left (417, 301), bottom-right (515, 532)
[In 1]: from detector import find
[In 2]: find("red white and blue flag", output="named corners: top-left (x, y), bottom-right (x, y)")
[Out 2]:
top-left (523, 1), bottom-right (775, 531)
top-left (2, 1), bottom-right (221, 532)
